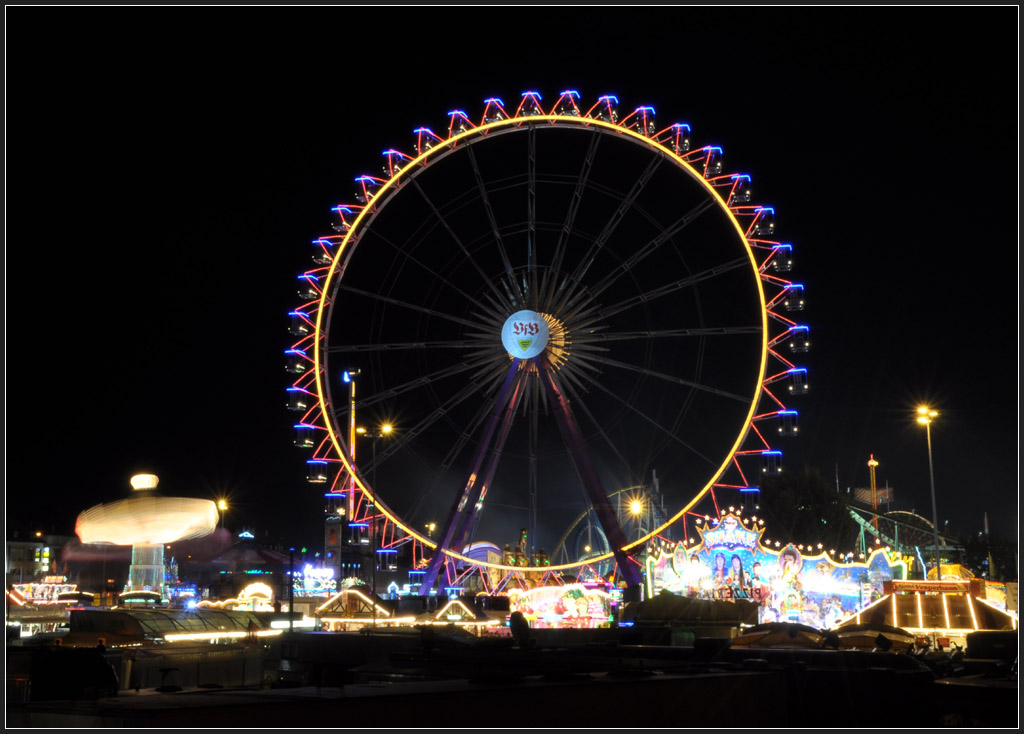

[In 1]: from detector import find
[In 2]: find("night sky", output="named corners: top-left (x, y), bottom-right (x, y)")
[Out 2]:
top-left (7, 8), bottom-right (1019, 551)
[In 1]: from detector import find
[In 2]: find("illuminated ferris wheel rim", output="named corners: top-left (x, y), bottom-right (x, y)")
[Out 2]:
top-left (297, 93), bottom-right (797, 574)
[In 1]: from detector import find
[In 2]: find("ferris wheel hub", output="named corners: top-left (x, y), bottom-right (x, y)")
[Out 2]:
top-left (501, 310), bottom-right (550, 359)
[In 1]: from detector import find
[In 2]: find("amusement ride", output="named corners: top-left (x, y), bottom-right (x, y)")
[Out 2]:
top-left (286, 90), bottom-right (808, 597)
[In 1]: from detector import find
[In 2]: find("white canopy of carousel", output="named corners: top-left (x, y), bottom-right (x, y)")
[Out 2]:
top-left (75, 473), bottom-right (218, 546)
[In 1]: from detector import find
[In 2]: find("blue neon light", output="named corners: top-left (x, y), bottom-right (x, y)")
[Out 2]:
top-left (238, 530), bottom-right (255, 539)
top-left (560, 90), bottom-right (580, 98)
top-left (298, 273), bottom-right (319, 281)
top-left (294, 423), bottom-right (316, 429)
top-left (413, 127), bottom-right (435, 134)
top-left (598, 95), bottom-right (619, 103)
top-left (788, 368), bottom-right (807, 374)
top-left (408, 570), bottom-right (425, 575)
top-left (348, 522), bottom-right (368, 528)
top-left (376, 548), bottom-right (398, 554)
top-left (778, 410), bottom-right (798, 416)
top-left (635, 106), bottom-right (655, 114)
top-left (307, 459), bottom-right (328, 465)
top-left (757, 206), bottom-right (775, 215)
top-left (739, 487), bottom-right (761, 493)
top-left (323, 492), bottom-right (347, 498)
top-left (355, 175), bottom-right (377, 183)
top-left (342, 371), bottom-right (351, 383)
top-left (332, 206), bottom-right (353, 214)
top-left (672, 123), bottom-right (691, 131)
top-left (447, 110), bottom-right (467, 117)
top-left (793, 326), bottom-right (809, 332)
top-left (731, 174), bottom-right (751, 181)
top-left (521, 91), bottom-right (541, 98)
top-left (288, 311), bottom-right (308, 319)
top-left (761, 450), bottom-right (782, 456)
top-left (286, 349), bottom-right (307, 356)
top-left (483, 97), bottom-right (505, 106)
top-left (789, 283), bottom-right (804, 290)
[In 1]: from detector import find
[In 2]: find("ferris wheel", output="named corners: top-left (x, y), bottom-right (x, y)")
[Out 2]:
top-left (286, 90), bottom-right (807, 593)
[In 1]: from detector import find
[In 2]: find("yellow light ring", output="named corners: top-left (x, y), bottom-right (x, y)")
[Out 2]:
top-left (311, 112), bottom-right (769, 572)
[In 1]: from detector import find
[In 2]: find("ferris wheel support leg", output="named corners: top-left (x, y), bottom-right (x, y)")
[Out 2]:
top-left (534, 359), bottom-right (644, 589)
top-left (417, 358), bottom-right (522, 595)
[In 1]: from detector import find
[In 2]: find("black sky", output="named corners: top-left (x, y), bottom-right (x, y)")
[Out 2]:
top-left (6, 7), bottom-right (1019, 548)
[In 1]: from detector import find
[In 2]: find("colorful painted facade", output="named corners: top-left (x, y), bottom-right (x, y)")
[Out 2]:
top-left (644, 513), bottom-right (908, 628)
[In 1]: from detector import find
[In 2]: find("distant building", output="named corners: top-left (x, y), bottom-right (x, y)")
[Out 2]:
top-left (6, 532), bottom-right (73, 584)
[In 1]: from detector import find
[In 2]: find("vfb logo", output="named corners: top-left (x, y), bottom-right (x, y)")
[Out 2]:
top-left (501, 310), bottom-right (549, 359)
top-left (511, 321), bottom-right (540, 337)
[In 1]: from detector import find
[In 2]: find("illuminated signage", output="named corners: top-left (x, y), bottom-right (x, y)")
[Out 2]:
top-left (701, 514), bottom-right (759, 551)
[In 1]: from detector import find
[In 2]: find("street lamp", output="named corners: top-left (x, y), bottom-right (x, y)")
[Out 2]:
top-left (916, 406), bottom-right (942, 580)
top-left (359, 423), bottom-right (392, 629)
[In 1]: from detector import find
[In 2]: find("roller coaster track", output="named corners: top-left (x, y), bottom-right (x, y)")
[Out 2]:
top-left (848, 507), bottom-right (961, 554)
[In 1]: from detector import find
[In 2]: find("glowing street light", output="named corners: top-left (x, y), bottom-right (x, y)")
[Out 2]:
top-left (358, 422), bottom-right (394, 628)
top-left (216, 498), bottom-right (229, 531)
top-left (916, 406), bottom-right (943, 579)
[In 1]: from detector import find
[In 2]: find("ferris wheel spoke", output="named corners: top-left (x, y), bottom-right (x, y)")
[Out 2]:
top-left (535, 358), bottom-right (643, 587)
top-left (553, 154), bottom-right (664, 315)
top-left (571, 256), bottom-right (750, 325)
top-left (573, 326), bottom-right (762, 345)
top-left (410, 178), bottom-right (511, 308)
top-left (335, 283), bottom-right (485, 331)
top-left (327, 338), bottom-right (490, 354)
top-left (526, 126), bottom-right (539, 309)
top-left (354, 353), bottom-right (501, 412)
top-left (559, 374), bottom-right (642, 488)
top-left (584, 196), bottom-right (718, 303)
top-left (572, 367), bottom-right (720, 469)
top-left (574, 352), bottom-right (751, 402)
top-left (541, 130), bottom-right (601, 312)
top-left (401, 363), bottom-right (518, 522)
top-left (362, 227), bottom-right (496, 309)
top-left (467, 145), bottom-right (525, 307)
top-left (417, 359), bottom-right (524, 591)
top-left (358, 365), bottom-right (510, 479)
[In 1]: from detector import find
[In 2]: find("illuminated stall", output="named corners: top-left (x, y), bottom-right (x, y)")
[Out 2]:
top-left (506, 583), bottom-right (621, 629)
top-left (315, 587), bottom-right (417, 631)
top-left (415, 599), bottom-right (509, 636)
top-left (644, 512), bottom-right (907, 628)
top-left (838, 578), bottom-right (1018, 650)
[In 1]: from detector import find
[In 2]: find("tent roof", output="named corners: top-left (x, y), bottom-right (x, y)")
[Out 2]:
top-left (621, 590), bottom-right (759, 625)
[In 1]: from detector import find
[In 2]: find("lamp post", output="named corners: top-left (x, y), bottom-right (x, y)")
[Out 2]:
top-left (288, 546), bottom-right (295, 633)
top-left (916, 406), bottom-right (942, 580)
top-left (217, 499), bottom-right (228, 533)
top-left (359, 423), bottom-right (392, 629)
top-left (343, 370), bottom-right (361, 528)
